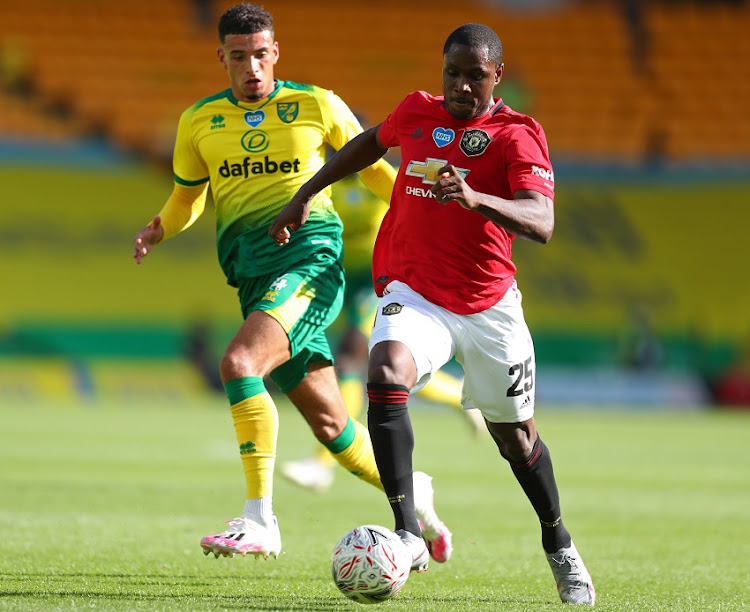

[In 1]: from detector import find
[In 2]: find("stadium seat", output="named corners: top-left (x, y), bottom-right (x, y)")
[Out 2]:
top-left (0, 0), bottom-right (748, 162)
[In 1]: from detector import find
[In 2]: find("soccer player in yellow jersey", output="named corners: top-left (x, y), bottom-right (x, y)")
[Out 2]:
top-left (282, 173), bottom-right (487, 493)
top-left (131, 3), bottom-right (451, 567)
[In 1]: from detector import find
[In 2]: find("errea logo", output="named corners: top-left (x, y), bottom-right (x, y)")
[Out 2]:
top-left (210, 114), bottom-right (225, 130)
top-left (531, 165), bottom-right (554, 182)
top-left (239, 441), bottom-right (257, 454)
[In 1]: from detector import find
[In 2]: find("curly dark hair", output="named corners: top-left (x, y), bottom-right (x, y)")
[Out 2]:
top-left (218, 3), bottom-right (274, 43)
top-left (443, 23), bottom-right (502, 66)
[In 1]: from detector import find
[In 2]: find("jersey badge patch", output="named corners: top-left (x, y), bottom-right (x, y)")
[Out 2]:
top-left (244, 110), bottom-right (266, 127)
top-left (277, 102), bottom-right (299, 123)
top-left (460, 129), bottom-right (492, 156)
top-left (210, 114), bottom-right (226, 130)
top-left (405, 158), bottom-right (470, 184)
top-left (382, 303), bottom-right (403, 316)
top-left (432, 127), bottom-right (455, 148)
top-left (241, 129), bottom-right (270, 153)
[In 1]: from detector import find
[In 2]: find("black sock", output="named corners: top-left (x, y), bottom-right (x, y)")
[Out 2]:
top-left (367, 382), bottom-right (420, 535)
top-left (505, 437), bottom-right (572, 553)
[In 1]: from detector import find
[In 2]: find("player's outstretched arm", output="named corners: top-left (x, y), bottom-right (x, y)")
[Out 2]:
top-left (133, 216), bottom-right (164, 264)
top-left (269, 126), bottom-right (388, 245)
top-left (133, 183), bottom-right (208, 262)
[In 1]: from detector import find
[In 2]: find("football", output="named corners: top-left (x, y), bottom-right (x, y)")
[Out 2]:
top-left (331, 525), bottom-right (412, 604)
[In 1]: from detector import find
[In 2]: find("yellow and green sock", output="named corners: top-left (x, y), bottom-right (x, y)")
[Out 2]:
top-left (314, 373), bottom-right (365, 467)
top-left (224, 376), bottom-right (279, 500)
top-left (324, 416), bottom-right (383, 490)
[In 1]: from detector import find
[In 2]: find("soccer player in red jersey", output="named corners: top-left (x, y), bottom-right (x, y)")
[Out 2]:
top-left (270, 23), bottom-right (595, 604)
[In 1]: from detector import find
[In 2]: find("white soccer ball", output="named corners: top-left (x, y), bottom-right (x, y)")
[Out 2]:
top-left (331, 524), bottom-right (412, 604)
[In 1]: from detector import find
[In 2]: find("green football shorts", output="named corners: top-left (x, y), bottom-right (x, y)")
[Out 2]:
top-left (341, 268), bottom-right (380, 338)
top-left (236, 251), bottom-right (345, 394)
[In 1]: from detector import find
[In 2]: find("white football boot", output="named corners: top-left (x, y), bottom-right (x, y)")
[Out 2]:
top-left (200, 516), bottom-right (281, 559)
top-left (545, 541), bottom-right (596, 605)
top-left (395, 529), bottom-right (430, 573)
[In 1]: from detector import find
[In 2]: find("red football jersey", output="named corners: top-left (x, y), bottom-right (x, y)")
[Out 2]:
top-left (374, 91), bottom-right (555, 315)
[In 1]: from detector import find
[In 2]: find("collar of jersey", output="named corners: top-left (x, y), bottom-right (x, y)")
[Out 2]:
top-left (226, 80), bottom-right (286, 110)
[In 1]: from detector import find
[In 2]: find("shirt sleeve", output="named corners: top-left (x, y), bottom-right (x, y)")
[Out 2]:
top-left (156, 182), bottom-right (208, 242)
top-left (378, 95), bottom-right (408, 149)
top-left (322, 89), bottom-right (396, 204)
top-left (322, 90), bottom-right (364, 151)
top-left (505, 123), bottom-right (555, 200)
top-left (357, 159), bottom-right (396, 205)
top-left (173, 106), bottom-right (210, 186)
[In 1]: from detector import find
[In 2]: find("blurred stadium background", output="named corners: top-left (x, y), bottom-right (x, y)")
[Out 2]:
top-left (1, 0), bottom-right (749, 409)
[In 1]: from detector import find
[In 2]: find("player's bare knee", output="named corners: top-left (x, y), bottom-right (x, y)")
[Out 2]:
top-left (368, 341), bottom-right (416, 387)
top-left (309, 413), bottom-right (346, 444)
top-left (367, 362), bottom-right (404, 385)
top-left (219, 346), bottom-right (256, 381)
top-left (488, 423), bottom-right (536, 462)
top-left (502, 439), bottom-right (535, 462)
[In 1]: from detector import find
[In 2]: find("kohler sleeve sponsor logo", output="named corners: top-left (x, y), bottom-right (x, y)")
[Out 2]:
top-left (531, 165), bottom-right (554, 182)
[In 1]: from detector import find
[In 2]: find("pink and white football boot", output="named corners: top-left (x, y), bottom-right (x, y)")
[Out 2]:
top-left (201, 515), bottom-right (281, 560)
top-left (413, 471), bottom-right (453, 563)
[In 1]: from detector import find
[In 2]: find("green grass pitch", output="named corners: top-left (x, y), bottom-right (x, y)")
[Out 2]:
top-left (1, 395), bottom-right (748, 611)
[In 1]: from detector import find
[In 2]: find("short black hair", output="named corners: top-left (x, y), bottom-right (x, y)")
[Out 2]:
top-left (443, 23), bottom-right (503, 65)
top-left (218, 3), bottom-right (274, 43)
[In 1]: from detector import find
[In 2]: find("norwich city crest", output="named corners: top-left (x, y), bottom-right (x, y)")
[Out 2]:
top-left (277, 102), bottom-right (299, 123)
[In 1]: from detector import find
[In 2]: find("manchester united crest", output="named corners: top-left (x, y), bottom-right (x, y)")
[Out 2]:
top-left (460, 129), bottom-right (492, 157)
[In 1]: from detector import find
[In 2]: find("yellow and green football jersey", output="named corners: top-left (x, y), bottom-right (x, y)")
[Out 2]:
top-left (332, 175), bottom-right (389, 274)
top-left (173, 80), bottom-right (381, 286)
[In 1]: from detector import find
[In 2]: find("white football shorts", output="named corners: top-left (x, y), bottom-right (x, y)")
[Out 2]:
top-left (369, 280), bottom-right (536, 423)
